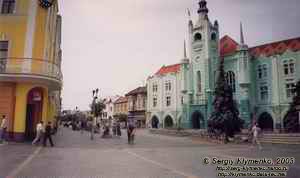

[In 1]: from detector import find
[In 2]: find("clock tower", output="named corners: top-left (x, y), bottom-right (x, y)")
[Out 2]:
top-left (187, 0), bottom-right (219, 118)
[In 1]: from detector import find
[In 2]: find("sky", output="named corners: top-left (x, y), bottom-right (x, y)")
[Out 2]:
top-left (59, 0), bottom-right (300, 111)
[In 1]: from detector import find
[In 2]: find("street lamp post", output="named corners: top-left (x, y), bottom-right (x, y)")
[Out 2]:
top-left (91, 88), bottom-right (99, 140)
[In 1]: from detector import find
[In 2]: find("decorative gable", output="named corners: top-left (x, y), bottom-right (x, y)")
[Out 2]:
top-left (220, 35), bottom-right (239, 57)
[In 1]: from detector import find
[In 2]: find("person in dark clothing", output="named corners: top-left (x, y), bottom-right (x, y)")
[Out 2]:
top-left (43, 122), bottom-right (54, 147)
top-left (116, 121), bottom-right (121, 137)
top-left (127, 125), bottom-right (135, 144)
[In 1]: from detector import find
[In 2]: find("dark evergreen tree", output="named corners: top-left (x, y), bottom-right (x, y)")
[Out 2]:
top-left (208, 59), bottom-right (244, 141)
top-left (283, 80), bottom-right (300, 133)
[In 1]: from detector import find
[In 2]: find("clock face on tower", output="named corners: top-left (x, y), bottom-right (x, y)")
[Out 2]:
top-left (39, 0), bottom-right (54, 9)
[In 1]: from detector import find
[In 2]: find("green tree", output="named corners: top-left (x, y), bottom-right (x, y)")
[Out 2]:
top-left (208, 59), bottom-right (244, 142)
top-left (283, 80), bottom-right (300, 133)
top-left (90, 100), bottom-right (106, 117)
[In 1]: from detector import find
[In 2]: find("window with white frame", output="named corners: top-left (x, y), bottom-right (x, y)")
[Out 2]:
top-left (260, 85), bottom-right (268, 101)
top-left (166, 96), bottom-right (171, 106)
top-left (283, 59), bottom-right (295, 76)
top-left (286, 81), bottom-right (296, 98)
top-left (0, 41), bottom-right (8, 72)
top-left (262, 64), bottom-right (268, 77)
top-left (152, 84), bottom-right (158, 92)
top-left (153, 97), bottom-right (157, 107)
top-left (1, 0), bottom-right (16, 14)
top-left (226, 71), bottom-right (236, 92)
top-left (257, 64), bottom-right (268, 79)
top-left (257, 65), bottom-right (263, 79)
top-left (165, 81), bottom-right (171, 91)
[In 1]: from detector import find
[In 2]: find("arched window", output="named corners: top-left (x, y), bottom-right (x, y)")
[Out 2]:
top-left (211, 33), bottom-right (216, 41)
top-left (194, 33), bottom-right (202, 41)
top-left (226, 71), bottom-right (236, 92)
top-left (197, 71), bottom-right (201, 93)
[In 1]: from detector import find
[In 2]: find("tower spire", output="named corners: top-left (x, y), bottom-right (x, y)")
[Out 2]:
top-left (240, 22), bottom-right (245, 45)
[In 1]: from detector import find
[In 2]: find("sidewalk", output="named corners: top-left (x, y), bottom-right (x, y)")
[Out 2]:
top-left (0, 142), bottom-right (38, 178)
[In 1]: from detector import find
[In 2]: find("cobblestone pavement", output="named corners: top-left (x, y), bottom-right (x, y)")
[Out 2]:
top-left (1, 127), bottom-right (300, 178)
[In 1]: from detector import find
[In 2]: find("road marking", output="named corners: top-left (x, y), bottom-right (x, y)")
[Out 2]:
top-left (7, 146), bottom-right (42, 178)
top-left (125, 150), bottom-right (203, 178)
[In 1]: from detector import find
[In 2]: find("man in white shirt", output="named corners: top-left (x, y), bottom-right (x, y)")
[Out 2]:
top-left (0, 115), bottom-right (8, 143)
top-left (252, 123), bottom-right (262, 150)
top-left (32, 121), bottom-right (44, 145)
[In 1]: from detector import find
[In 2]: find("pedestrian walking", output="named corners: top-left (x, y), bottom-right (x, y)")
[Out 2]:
top-left (127, 121), bottom-right (135, 144)
top-left (116, 121), bottom-right (121, 137)
top-left (251, 123), bottom-right (262, 150)
top-left (43, 122), bottom-right (54, 147)
top-left (80, 120), bottom-right (85, 134)
top-left (112, 122), bottom-right (117, 136)
top-left (32, 121), bottom-right (44, 145)
top-left (0, 115), bottom-right (8, 144)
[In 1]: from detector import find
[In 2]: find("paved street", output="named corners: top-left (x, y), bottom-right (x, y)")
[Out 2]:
top-left (1, 127), bottom-right (300, 178)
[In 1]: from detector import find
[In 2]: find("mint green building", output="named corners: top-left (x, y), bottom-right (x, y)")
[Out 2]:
top-left (180, 0), bottom-right (300, 131)
top-left (147, 0), bottom-right (300, 131)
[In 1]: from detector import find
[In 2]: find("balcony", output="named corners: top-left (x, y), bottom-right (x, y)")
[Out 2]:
top-left (0, 58), bottom-right (62, 90)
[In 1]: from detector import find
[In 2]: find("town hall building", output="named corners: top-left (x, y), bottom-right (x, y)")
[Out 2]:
top-left (146, 0), bottom-right (300, 131)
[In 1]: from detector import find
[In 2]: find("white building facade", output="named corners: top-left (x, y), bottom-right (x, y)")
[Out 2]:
top-left (102, 96), bottom-right (120, 122)
top-left (147, 64), bottom-right (184, 128)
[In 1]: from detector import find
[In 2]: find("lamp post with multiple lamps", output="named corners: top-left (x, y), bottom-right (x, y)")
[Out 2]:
top-left (91, 88), bottom-right (99, 140)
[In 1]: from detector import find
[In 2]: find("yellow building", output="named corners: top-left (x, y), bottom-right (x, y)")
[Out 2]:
top-left (0, 0), bottom-right (62, 141)
top-left (113, 96), bottom-right (128, 120)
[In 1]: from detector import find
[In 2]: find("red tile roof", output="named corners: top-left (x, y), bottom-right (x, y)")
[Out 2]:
top-left (220, 35), bottom-right (239, 57)
top-left (155, 63), bottom-right (181, 75)
top-left (250, 37), bottom-right (300, 57)
top-left (220, 35), bottom-right (300, 58)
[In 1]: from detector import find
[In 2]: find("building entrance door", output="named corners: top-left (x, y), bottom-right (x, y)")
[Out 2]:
top-left (25, 104), bottom-right (35, 140)
top-left (192, 111), bottom-right (204, 129)
top-left (25, 88), bottom-right (43, 141)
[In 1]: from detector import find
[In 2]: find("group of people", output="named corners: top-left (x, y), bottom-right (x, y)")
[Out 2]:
top-left (32, 121), bottom-right (55, 147)
top-left (76, 119), bottom-right (136, 144)
top-left (1, 113), bottom-right (262, 148)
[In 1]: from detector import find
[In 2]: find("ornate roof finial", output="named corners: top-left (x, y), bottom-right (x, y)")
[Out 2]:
top-left (240, 22), bottom-right (245, 45)
top-left (197, 0), bottom-right (209, 14)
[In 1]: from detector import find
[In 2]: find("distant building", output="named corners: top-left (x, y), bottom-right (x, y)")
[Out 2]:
top-left (113, 96), bottom-right (128, 122)
top-left (102, 96), bottom-right (120, 122)
top-left (146, 0), bottom-right (300, 131)
top-left (125, 86), bottom-right (147, 128)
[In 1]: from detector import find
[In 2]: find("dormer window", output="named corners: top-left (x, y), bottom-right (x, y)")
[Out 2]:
top-left (194, 33), bottom-right (202, 41)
